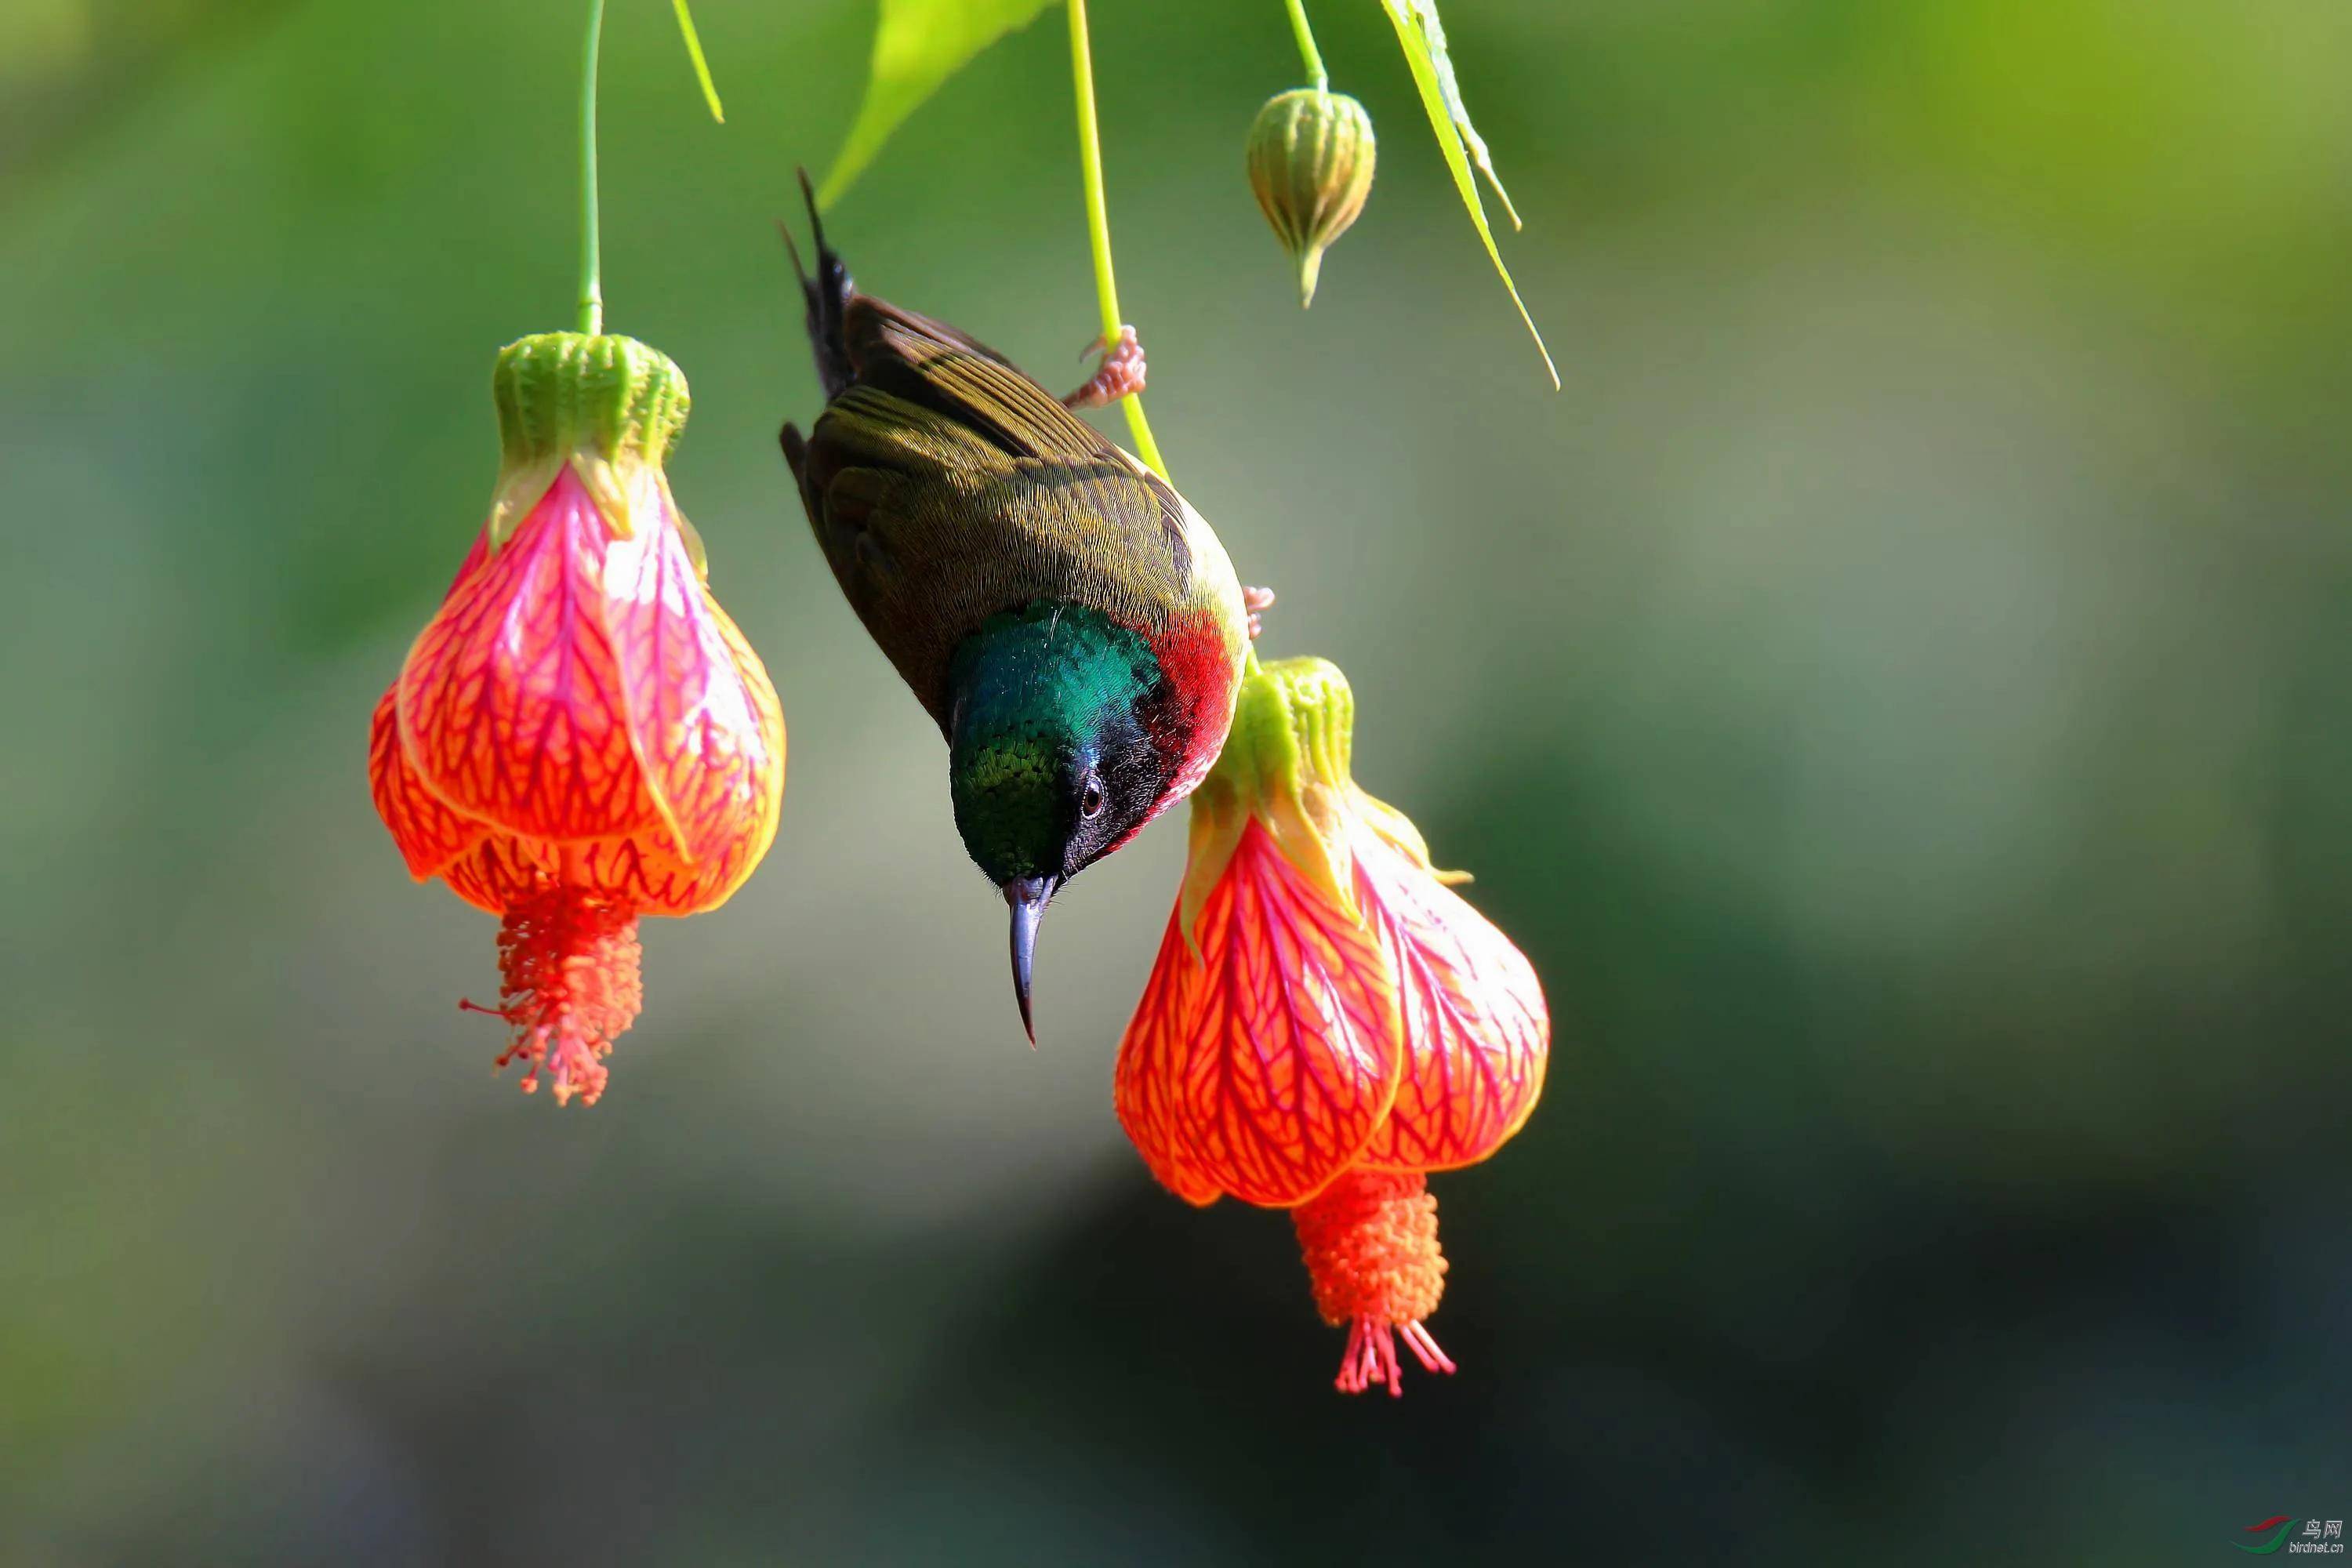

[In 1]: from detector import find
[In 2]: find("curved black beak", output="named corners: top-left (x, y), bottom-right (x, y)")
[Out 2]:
top-left (1004, 875), bottom-right (1059, 1045)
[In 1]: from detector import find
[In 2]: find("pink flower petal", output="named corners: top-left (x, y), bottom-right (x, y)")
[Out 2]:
top-left (600, 488), bottom-right (785, 875)
top-left (396, 468), bottom-right (662, 846)
top-left (367, 685), bottom-right (488, 883)
top-left (1351, 826), bottom-right (1549, 1172)
top-left (1116, 820), bottom-right (1403, 1207)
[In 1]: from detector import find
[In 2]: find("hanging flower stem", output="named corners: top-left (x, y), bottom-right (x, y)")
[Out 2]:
top-left (577, 0), bottom-right (607, 335)
top-left (575, 0), bottom-right (727, 336)
top-left (1283, 0), bottom-right (1329, 91)
top-left (1065, 0), bottom-right (1168, 481)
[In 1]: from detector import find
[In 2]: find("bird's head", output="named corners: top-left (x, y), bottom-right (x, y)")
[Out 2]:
top-left (947, 605), bottom-right (1173, 1040)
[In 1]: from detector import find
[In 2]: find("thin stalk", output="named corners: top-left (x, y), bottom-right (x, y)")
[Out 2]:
top-left (1283, 0), bottom-right (1328, 91)
top-left (576, 0), bottom-right (723, 334)
top-left (670, 0), bottom-right (725, 122)
top-left (1066, 0), bottom-right (1167, 479)
top-left (578, 0), bottom-right (607, 335)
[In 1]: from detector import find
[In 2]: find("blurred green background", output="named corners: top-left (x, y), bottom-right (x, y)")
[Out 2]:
top-left (4, 0), bottom-right (2348, 1561)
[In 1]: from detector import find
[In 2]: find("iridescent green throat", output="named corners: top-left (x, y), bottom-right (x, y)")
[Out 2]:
top-left (948, 604), bottom-right (1158, 884)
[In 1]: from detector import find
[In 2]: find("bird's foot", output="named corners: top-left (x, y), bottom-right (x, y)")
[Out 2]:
top-left (1064, 325), bottom-right (1146, 409)
top-left (1243, 585), bottom-right (1276, 641)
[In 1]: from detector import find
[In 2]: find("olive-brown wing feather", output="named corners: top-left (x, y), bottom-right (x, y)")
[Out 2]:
top-left (795, 387), bottom-right (1191, 729)
top-left (844, 298), bottom-right (1194, 570)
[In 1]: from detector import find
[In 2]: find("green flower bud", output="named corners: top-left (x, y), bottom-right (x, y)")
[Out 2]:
top-left (1246, 89), bottom-right (1377, 307)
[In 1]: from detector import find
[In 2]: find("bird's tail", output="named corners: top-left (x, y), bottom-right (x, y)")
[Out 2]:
top-left (781, 167), bottom-right (855, 400)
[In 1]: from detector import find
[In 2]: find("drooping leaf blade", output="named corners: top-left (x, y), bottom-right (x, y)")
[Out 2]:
top-left (816, 0), bottom-right (1060, 211)
top-left (1380, 0), bottom-right (1558, 388)
top-left (670, 0), bottom-right (725, 123)
top-left (1400, 0), bottom-right (1518, 229)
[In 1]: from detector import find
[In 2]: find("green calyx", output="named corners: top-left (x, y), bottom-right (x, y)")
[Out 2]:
top-left (1200, 655), bottom-right (1355, 811)
top-left (486, 332), bottom-right (696, 557)
top-left (493, 331), bottom-right (688, 472)
top-left (1246, 88), bottom-right (1377, 307)
top-left (1181, 655), bottom-right (1361, 938)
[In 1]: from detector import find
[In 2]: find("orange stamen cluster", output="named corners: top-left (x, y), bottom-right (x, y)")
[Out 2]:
top-left (462, 880), bottom-right (643, 1106)
top-left (1293, 1169), bottom-right (1454, 1396)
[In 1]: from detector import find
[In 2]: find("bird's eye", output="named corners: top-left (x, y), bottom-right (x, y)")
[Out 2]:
top-left (1080, 777), bottom-right (1106, 819)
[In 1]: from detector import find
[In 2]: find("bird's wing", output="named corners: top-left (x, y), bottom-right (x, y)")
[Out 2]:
top-left (845, 299), bottom-right (1084, 452)
top-left (844, 299), bottom-right (1195, 548)
top-left (792, 382), bottom-right (1197, 729)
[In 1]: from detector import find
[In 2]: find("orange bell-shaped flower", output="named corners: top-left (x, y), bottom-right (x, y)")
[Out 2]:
top-left (370, 332), bottom-right (785, 1105)
top-left (1116, 656), bottom-right (1546, 1394)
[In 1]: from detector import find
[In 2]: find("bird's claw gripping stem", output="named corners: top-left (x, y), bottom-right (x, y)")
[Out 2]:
top-left (1064, 325), bottom-right (1146, 410)
top-left (1243, 584), bottom-right (1275, 641)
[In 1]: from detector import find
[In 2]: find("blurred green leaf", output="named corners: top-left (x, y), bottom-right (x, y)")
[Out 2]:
top-left (670, 0), bottom-right (724, 123)
top-left (0, 0), bottom-right (92, 92)
top-left (1398, 0), bottom-right (1519, 230)
top-left (816, 0), bottom-right (1060, 210)
top-left (1381, 0), bottom-right (1557, 389)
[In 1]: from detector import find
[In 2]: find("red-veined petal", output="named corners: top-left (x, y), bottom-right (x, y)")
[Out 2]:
top-left (434, 824), bottom-right (745, 921)
top-left (396, 467), bottom-right (661, 846)
top-left (435, 805), bottom-right (775, 923)
top-left (368, 685), bottom-right (488, 884)
top-left (437, 832), bottom-right (554, 916)
top-left (1351, 825), bottom-right (1548, 1172)
top-left (1114, 905), bottom-right (1227, 1207)
top-left (601, 485), bottom-right (786, 873)
top-left (565, 826), bottom-right (737, 917)
top-left (1115, 820), bottom-right (1403, 1208)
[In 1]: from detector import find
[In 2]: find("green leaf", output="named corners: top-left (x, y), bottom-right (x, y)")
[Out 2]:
top-left (670, 0), bottom-right (725, 124)
top-left (816, 0), bottom-right (1061, 211)
top-left (1397, 0), bottom-right (1518, 230)
top-left (1380, 0), bottom-right (1558, 389)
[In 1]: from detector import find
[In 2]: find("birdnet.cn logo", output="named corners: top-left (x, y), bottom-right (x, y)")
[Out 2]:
top-left (2235, 1518), bottom-right (2345, 1555)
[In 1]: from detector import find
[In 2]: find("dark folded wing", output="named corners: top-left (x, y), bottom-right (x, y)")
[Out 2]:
top-left (842, 297), bottom-right (1190, 561)
top-left (793, 383), bottom-right (1195, 728)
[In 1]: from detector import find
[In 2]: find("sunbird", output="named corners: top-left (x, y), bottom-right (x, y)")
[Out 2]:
top-left (779, 180), bottom-right (1259, 1040)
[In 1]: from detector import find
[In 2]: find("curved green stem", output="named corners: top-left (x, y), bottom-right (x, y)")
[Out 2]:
top-left (577, 0), bottom-right (606, 335)
top-left (1066, 0), bottom-right (1167, 480)
top-left (1283, 0), bottom-right (1328, 91)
